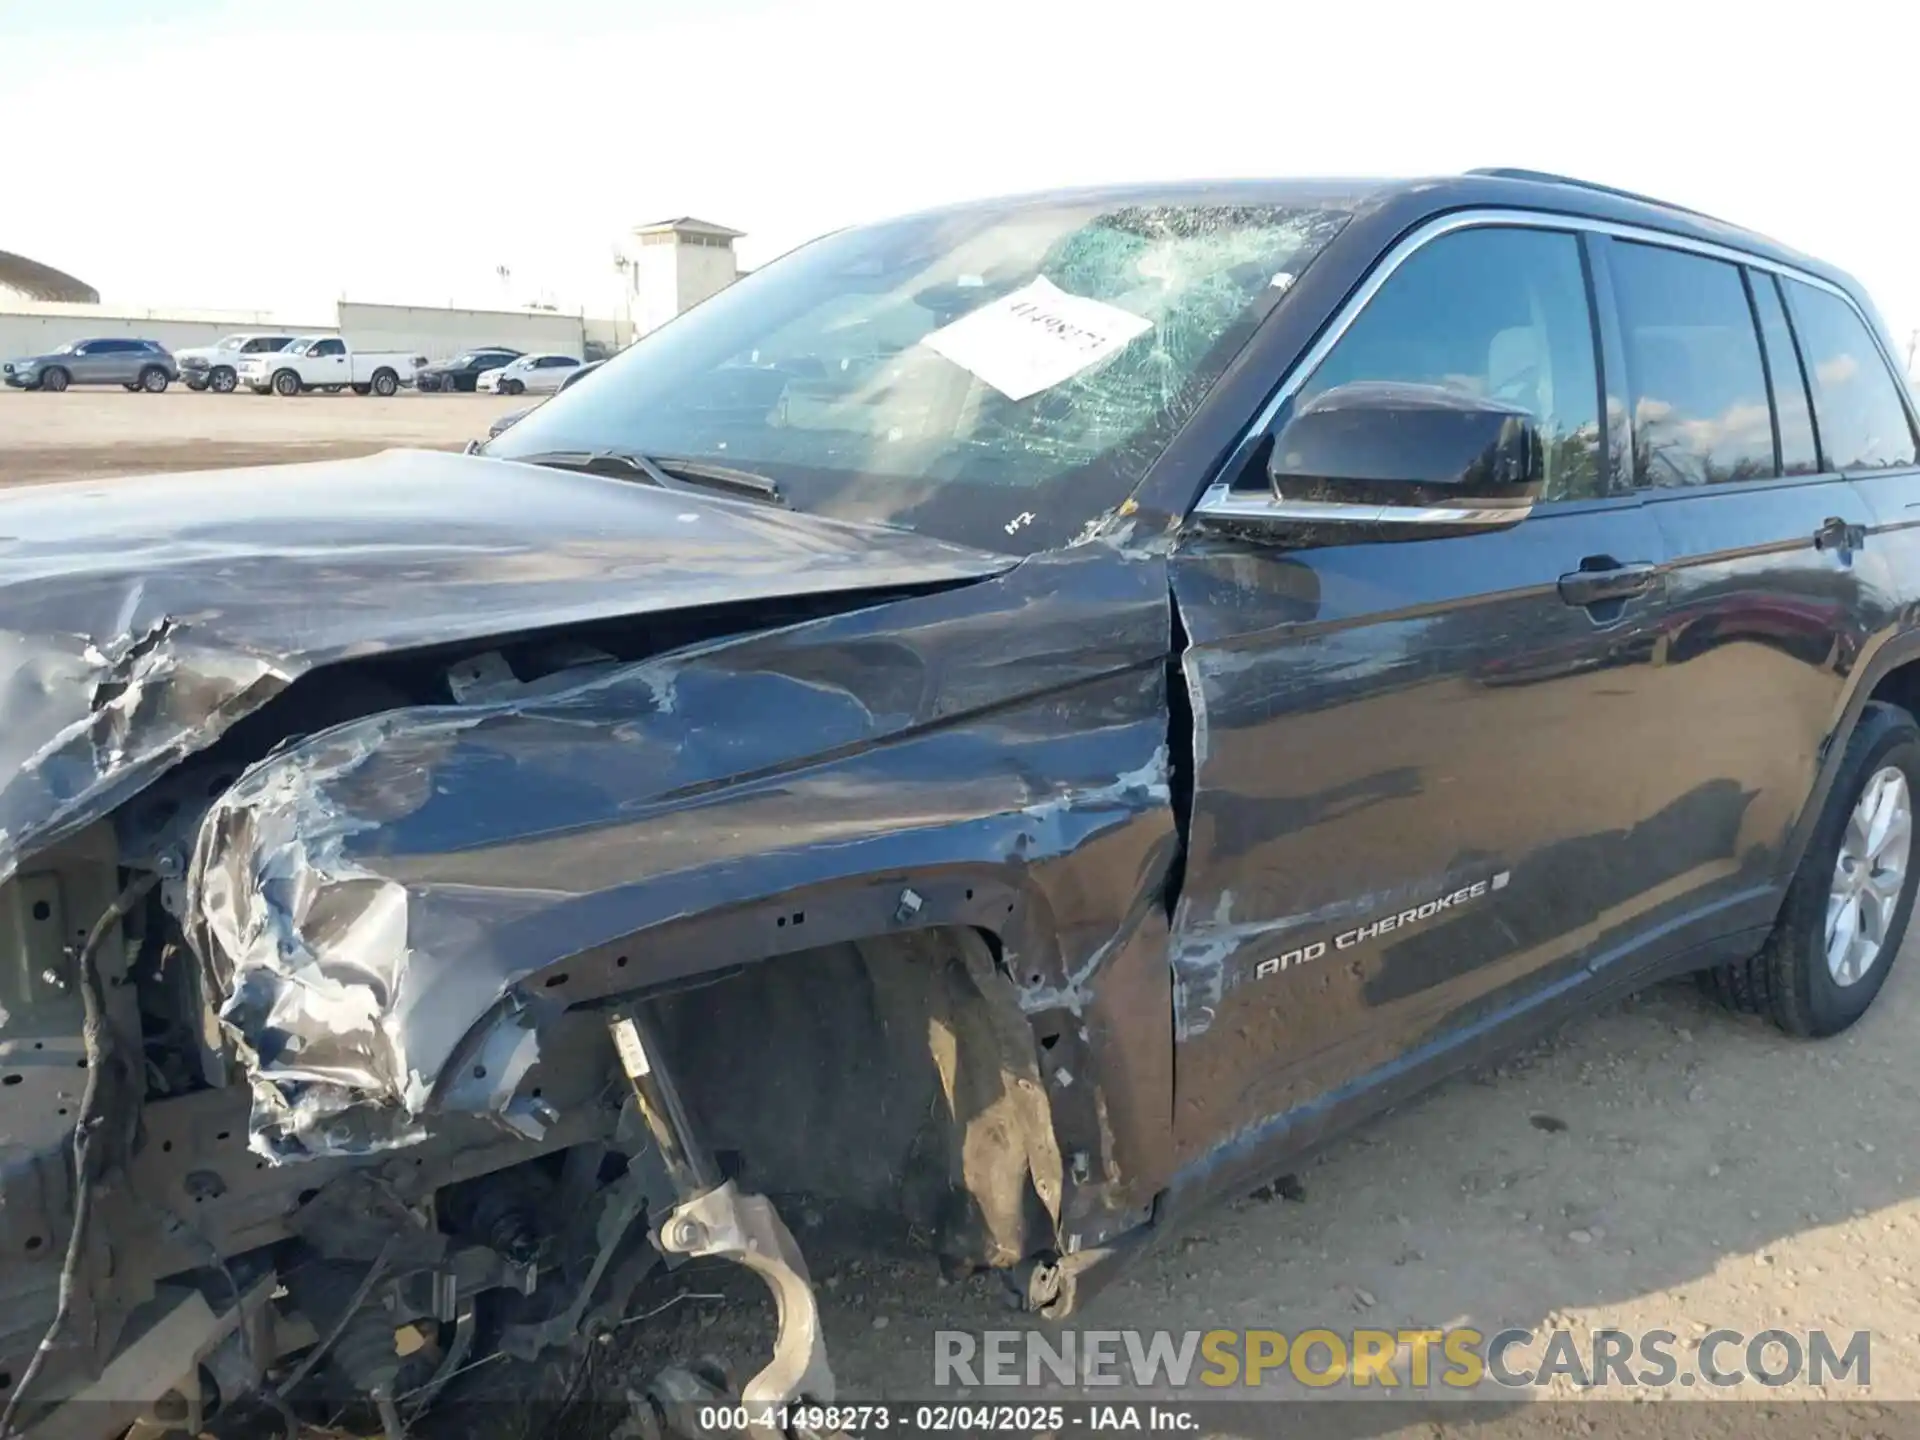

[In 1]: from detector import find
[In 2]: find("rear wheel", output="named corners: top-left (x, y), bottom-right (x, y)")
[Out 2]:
top-left (1703, 701), bottom-right (1920, 1036)
top-left (41, 367), bottom-right (69, 393)
top-left (123, 382), bottom-right (141, 392)
top-left (272, 368), bottom-right (302, 397)
top-left (209, 366), bottom-right (237, 394)
top-left (139, 365), bottom-right (169, 393)
top-left (370, 368), bottom-right (398, 397)
top-left (186, 377), bottom-right (209, 392)
top-left (351, 383), bottom-right (372, 396)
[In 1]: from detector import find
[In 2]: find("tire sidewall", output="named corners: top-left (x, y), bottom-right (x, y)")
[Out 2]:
top-left (140, 366), bottom-right (168, 392)
top-left (42, 367), bottom-right (68, 392)
top-left (273, 369), bottom-right (300, 397)
top-left (372, 370), bottom-right (397, 397)
top-left (210, 367), bottom-right (236, 393)
top-left (1791, 707), bottom-right (1920, 1034)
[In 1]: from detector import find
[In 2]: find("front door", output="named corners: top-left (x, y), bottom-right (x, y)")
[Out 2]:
top-left (1167, 222), bottom-right (1674, 1158)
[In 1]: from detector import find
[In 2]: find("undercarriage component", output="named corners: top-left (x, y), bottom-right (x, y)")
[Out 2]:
top-left (656, 1183), bottom-right (835, 1412)
top-left (610, 1008), bottom-right (836, 1423)
top-left (498, 1156), bottom-right (655, 1360)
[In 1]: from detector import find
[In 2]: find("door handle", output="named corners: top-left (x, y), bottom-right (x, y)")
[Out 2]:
top-left (1814, 516), bottom-right (1866, 552)
top-left (1558, 558), bottom-right (1662, 608)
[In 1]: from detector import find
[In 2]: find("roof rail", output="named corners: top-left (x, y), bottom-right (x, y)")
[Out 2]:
top-left (1464, 167), bottom-right (1722, 223)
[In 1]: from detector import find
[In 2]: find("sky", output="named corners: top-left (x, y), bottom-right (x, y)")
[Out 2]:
top-left (4, 0), bottom-right (1918, 369)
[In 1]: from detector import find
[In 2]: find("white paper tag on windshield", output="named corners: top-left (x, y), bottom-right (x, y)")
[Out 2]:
top-left (919, 276), bottom-right (1152, 402)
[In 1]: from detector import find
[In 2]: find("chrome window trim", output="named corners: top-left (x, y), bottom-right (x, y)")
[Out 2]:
top-left (1199, 494), bottom-right (1536, 527)
top-left (1194, 207), bottom-right (1910, 522)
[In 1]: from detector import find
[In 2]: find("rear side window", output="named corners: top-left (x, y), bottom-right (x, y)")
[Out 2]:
top-left (1784, 281), bottom-right (1918, 470)
top-left (1295, 226), bottom-right (1605, 501)
top-left (1748, 273), bottom-right (1820, 476)
top-left (1610, 242), bottom-right (1773, 487)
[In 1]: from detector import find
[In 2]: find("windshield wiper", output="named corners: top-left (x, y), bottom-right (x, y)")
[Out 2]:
top-left (506, 449), bottom-right (786, 506)
top-left (647, 455), bottom-right (786, 505)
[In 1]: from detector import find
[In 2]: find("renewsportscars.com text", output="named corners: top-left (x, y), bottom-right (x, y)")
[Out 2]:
top-left (935, 1327), bottom-right (1872, 1391)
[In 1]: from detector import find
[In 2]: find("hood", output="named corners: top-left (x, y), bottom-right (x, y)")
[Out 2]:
top-left (0, 448), bottom-right (1011, 883)
top-left (174, 345), bottom-right (232, 365)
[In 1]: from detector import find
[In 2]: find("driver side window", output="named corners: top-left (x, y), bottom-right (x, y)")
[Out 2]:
top-left (1296, 226), bottom-right (1606, 502)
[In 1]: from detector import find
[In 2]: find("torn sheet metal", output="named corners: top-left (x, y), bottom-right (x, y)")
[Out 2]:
top-left (184, 548), bottom-right (1177, 1172)
top-left (0, 448), bottom-right (1011, 888)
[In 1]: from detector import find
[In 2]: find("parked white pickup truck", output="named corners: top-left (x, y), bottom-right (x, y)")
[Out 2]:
top-left (239, 336), bottom-right (421, 396)
top-left (176, 333), bottom-right (300, 393)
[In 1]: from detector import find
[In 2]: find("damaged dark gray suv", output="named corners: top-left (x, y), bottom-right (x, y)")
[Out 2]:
top-left (7, 169), bottom-right (1920, 1437)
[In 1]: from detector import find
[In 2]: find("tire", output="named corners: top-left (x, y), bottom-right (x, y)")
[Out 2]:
top-left (272, 369), bottom-right (302, 397)
top-left (41, 366), bottom-right (69, 393)
top-left (186, 378), bottom-right (209, 392)
top-left (139, 366), bottom-right (169, 393)
top-left (370, 369), bottom-right (398, 397)
top-left (209, 367), bottom-right (237, 394)
top-left (351, 383), bottom-right (372, 396)
top-left (419, 375), bottom-right (440, 393)
top-left (500, 378), bottom-right (524, 396)
top-left (123, 383), bottom-right (141, 393)
top-left (1703, 700), bottom-right (1920, 1037)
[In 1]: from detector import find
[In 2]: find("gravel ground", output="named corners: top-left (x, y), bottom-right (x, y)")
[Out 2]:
top-left (10, 391), bottom-right (1916, 1436)
top-left (0, 386), bottom-right (525, 483)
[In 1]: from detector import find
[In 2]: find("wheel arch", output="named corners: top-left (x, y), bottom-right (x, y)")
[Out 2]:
top-left (1780, 627), bottom-right (1920, 884)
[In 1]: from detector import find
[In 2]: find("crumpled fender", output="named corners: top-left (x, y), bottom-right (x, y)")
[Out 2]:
top-left (186, 548), bottom-right (1180, 1228)
top-left (0, 449), bottom-right (1008, 887)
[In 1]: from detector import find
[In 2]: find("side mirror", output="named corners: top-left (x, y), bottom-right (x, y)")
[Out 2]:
top-left (1196, 381), bottom-right (1544, 538)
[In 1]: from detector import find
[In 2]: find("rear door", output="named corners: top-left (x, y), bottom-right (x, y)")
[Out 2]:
top-left (1599, 239), bottom-right (1899, 950)
top-left (1167, 221), bottom-right (1674, 1155)
top-left (535, 356), bottom-right (580, 391)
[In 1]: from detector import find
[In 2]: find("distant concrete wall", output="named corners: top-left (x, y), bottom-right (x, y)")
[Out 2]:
top-left (581, 315), bottom-right (634, 360)
top-left (336, 302), bottom-right (588, 361)
top-left (0, 299), bottom-right (624, 366)
top-left (0, 300), bottom-right (332, 359)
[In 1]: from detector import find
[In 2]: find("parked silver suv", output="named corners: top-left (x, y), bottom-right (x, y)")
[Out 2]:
top-left (2, 337), bottom-right (178, 392)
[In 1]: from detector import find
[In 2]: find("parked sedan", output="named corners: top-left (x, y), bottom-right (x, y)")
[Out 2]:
top-left (480, 358), bottom-right (604, 440)
top-left (416, 347), bottom-right (524, 393)
top-left (3, 338), bottom-right (178, 392)
top-left (476, 352), bottom-right (582, 395)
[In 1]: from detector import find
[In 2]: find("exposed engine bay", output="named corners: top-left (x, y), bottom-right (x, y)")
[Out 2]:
top-left (0, 790), bottom-right (1064, 1440)
top-left (0, 455), bottom-right (1181, 1439)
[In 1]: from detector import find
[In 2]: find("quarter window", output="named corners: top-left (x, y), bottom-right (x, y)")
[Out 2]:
top-left (1784, 280), bottom-right (1918, 471)
top-left (1294, 226), bottom-right (1605, 501)
top-left (1610, 242), bottom-right (1773, 488)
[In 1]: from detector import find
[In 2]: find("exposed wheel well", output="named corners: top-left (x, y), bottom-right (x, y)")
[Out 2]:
top-left (650, 926), bottom-right (1063, 1273)
top-left (1870, 658), bottom-right (1920, 722)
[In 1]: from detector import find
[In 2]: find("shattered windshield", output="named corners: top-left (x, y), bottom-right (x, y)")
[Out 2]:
top-left (486, 196), bottom-right (1351, 553)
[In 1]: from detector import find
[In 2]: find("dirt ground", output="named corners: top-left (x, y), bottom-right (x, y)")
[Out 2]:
top-left (10, 393), bottom-right (1917, 1436)
top-left (568, 963), bottom-right (1919, 1435)
top-left (0, 386), bottom-right (525, 483)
